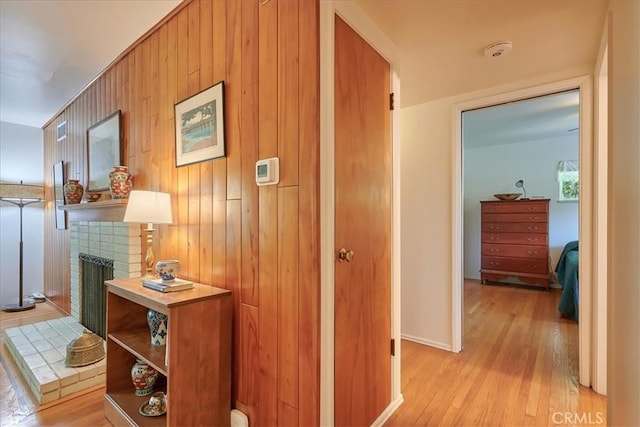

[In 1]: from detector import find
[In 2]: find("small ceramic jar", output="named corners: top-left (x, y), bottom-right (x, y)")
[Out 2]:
top-left (155, 260), bottom-right (180, 282)
top-left (131, 358), bottom-right (158, 396)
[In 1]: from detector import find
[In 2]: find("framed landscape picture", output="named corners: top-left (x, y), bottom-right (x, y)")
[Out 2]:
top-left (87, 110), bottom-right (122, 191)
top-left (174, 81), bottom-right (225, 167)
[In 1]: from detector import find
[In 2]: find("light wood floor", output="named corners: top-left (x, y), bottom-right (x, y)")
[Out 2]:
top-left (385, 280), bottom-right (606, 426)
top-left (1, 281), bottom-right (606, 426)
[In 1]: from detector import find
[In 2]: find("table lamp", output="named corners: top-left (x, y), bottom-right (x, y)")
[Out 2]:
top-left (123, 190), bottom-right (173, 280)
top-left (1, 181), bottom-right (44, 311)
top-left (515, 179), bottom-right (528, 199)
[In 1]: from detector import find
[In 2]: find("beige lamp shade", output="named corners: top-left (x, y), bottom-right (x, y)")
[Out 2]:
top-left (0, 182), bottom-right (44, 201)
top-left (123, 190), bottom-right (173, 224)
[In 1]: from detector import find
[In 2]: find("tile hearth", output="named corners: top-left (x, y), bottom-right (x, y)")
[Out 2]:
top-left (4, 316), bottom-right (105, 404)
top-left (3, 220), bottom-right (139, 405)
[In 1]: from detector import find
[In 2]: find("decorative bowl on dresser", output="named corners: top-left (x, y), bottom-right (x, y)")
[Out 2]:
top-left (493, 193), bottom-right (522, 201)
top-left (480, 198), bottom-right (550, 289)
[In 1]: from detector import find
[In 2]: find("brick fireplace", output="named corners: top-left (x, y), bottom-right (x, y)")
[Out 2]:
top-left (3, 218), bottom-right (143, 404)
top-left (69, 220), bottom-right (141, 321)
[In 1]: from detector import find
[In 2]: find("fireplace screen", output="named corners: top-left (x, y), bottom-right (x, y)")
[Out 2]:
top-left (79, 253), bottom-right (113, 339)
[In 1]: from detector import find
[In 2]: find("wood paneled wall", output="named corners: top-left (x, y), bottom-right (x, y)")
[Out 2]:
top-left (42, 0), bottom-right (319, 424)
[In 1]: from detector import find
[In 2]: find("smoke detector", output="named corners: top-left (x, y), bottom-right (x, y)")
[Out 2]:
top-left (484, 41), bottom-right (513, 58)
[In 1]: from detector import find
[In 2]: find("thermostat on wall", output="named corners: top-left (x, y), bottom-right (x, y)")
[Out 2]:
top-left (256, 157), bottom-right (279, 186)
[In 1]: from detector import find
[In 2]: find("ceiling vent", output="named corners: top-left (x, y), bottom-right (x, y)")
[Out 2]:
top-left (484, 41), bottom-right (513, 58)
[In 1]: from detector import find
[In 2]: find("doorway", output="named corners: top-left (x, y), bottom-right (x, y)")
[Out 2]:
top-left (461, 90), bottom-right (581, 367)
top-left (451, 76), bottom-right (595, 387)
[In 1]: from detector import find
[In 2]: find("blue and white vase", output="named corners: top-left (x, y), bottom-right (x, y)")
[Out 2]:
top-left (147, 309), bottom-right (168, 346)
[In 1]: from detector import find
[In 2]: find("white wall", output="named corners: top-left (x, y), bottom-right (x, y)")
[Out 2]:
top-left (607, 1), bottom-right (640, 425)
top-left (400, 66), bottom-right (591, 349)
top-left (463, 135), bottom-right (579, 280)
top-left (0, 121), bottom-right (44, 305)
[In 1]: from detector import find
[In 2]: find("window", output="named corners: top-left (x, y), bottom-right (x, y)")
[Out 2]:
top-left (558, 160), bottom-right (579, 201)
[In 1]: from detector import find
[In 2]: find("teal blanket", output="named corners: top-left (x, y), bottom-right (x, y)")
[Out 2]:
top-left (556, 240), bottom-right (579, 320)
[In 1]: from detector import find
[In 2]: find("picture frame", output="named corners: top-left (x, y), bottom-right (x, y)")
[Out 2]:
top-left (53, 161), bottom-right (66, 230)
top-left (174, 81), bottom-right (225, 167)
top-left (57, 121), bottom-right (67, 142)
top-left (87, 110), bottom-right (122, 191)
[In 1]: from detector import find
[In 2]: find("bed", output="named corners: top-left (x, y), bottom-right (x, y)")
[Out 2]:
top-left (556, 240), bottom-right (579, 320)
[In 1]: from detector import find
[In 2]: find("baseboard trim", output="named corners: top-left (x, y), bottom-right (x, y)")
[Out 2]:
top-left (371, 394), bottom-right (404, 427)
top-left (401, 334), bottom-right (453, 352)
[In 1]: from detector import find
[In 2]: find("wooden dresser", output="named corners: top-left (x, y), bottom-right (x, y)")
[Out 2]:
top-left (480, 199), bottom-right (550, 289)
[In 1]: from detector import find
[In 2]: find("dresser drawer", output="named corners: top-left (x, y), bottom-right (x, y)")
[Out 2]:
top-left (481, 201), bottom-right (549, 214)
top-left (482, 243), bottom-right (547, 259)
top-left (482, 232), bottom-right (548, 246)
top-left (482, 213), bottom-right (548, 223)
top-left (481, 256), bottom-right (548, 274)
top-left (482, 222), bottom-right (548, 233)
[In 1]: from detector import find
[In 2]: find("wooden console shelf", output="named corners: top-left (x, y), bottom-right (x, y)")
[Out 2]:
top-left (59, 199), bottom-right (127, 222)
top-left (104, 277), bottom-right (232, 427)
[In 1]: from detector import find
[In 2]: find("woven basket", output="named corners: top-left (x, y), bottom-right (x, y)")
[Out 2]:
top-left (65, 330), bottom-right (105, 367)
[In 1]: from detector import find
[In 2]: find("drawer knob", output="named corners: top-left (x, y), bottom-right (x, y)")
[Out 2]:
top-left (527, 250), bottom-right (539, 256)
top-left (490, 248), bottom-right (500, 253)
top-left (490, 236), bottom-right (499, 241)
top-left (490, 226), bottom-right (500, 230)
top-left (527, 237), bottom-right (538, 243)
top-left (528, 264), bottom-right (538, 270)
top-left (527, 207), bottom-right (539, 212)
top-left (490, 262), bottom-right (500, 266)
top-left (527, 226), bottom-right (538, 231)
top-left (528, 216), bottom-right (539, 221)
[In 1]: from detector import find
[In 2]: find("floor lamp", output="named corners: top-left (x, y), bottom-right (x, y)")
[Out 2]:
top-left (1, 181), bottom-right (44, 312)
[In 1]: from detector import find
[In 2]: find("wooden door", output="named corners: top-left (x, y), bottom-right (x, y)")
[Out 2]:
top-left (334, 15), bottom-right (392, 427)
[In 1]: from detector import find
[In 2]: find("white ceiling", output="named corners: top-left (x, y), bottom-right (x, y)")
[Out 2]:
top-left (463, 90), bottom-right (580, 149)
top-left (0, 0), bottom-right (181, 128)
top-left (352, 0), bottom-right (605, 147)
top-left (0, 0), bottom-right (606, 145)
top-left (355, 0), bottom-right (608, 108)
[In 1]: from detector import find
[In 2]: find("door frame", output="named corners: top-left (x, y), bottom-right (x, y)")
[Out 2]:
top-left (320, 1), bottom-right (402, 425)
top-left (592, 19), bottom-right (608, 395)
top-left (451, 75), bottom-right (596, 387)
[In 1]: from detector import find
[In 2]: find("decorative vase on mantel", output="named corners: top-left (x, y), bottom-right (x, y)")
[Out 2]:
top-left (63, 179), bottom-right (84, 204)
top-left (109, 166), bottom-right (133, 199)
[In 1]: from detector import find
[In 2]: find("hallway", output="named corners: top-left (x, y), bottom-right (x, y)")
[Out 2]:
top-left (386, 280), bottom-right (606, 426)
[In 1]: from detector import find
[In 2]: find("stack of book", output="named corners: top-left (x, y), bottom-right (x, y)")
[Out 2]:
top-left (143, 278), bottom-right (193, 293)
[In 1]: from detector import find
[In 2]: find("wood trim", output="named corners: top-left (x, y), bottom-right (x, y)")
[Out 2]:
top-left (58, 199), bottom-right (127, 222)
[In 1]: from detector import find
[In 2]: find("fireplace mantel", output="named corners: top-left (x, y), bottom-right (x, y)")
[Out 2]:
top-left (59, 199), bottom-right (127, 222)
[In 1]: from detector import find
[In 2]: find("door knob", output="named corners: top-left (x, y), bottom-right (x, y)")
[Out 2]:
top-left (337, 248), bottom-right (354, 263)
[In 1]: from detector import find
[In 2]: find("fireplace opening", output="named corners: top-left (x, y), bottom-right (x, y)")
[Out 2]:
top-left (79, 253), bottom-right (112, 339)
